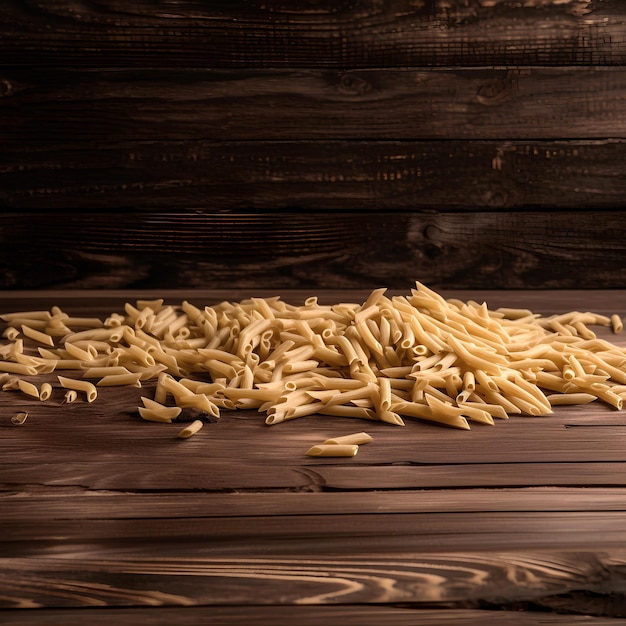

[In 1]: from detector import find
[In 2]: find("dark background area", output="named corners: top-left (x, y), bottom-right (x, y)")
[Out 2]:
top-left (1, 0), bottom-right (625, 290)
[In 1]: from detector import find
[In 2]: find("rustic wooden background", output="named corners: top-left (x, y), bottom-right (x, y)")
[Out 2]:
top-left (1, 0), bottom-right (625, 290)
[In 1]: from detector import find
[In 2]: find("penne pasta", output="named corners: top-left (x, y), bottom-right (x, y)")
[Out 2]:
top-left (177, 420), bottom-right (204, 438)
top-left (306, 444), bottom-right (358, 457)
top-left (57, 375), bottom-right (97, 403)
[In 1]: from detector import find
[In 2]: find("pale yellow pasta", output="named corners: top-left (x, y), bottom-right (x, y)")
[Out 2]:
top-left (39, 382), bottom-right (52, 401)
top-left (64, 389), bottom-right (78, 403)
top-left (546, 392), bottom-right (597, 406)
top-left (177, 393), bottom-right (220, 418)
top-left (97, 373), bottom-right (142, 387)
top-left (1, 310), bottom-right (51, 322)
top-left (11, 411), bottom-right (28, 425)
top-left (63, 341), bottom-right (94, 361)
top-left (82, 366), bottom-right (132, 378)
top-left (18, 379), bottom-right (39, 399)
top-left (57, 376), bottom-right (97, 403)
top-left (138, 406), bottom-right (175, 423)
top-left (4, 281), bottom-right (626, 438)
top-left (306, 444), bottom-right (358, 457)
top-left (0, 362), bottom-right (38, 376)
top-left (323, 431), bottom-right (373, 446)
top-left (140, 397), bottom-right (182, 420)
top-left (2, 327), bottom-right (20, 341)
top-left (20, 325), bottom-right (54, 347)
top-left (177, 419), bottom-right (204, 438)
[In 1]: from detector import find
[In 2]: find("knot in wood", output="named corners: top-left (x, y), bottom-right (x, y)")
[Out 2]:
top-left (337, 72), bottom-right (372, 97)
top-left (476, 76), bottom-right (515, 105)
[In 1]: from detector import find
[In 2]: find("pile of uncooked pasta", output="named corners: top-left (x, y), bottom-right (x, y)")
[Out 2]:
top-left (1, 282), bottom-right (625, 440)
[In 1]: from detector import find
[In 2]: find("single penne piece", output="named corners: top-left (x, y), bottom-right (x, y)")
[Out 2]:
top-left (0, 362), bottom-right (38, 376)
top-left (178, 420), bottom-right (203, 439)
top-left (1, 310), bottom-right (52, 322)
top-left (11, 411), bottom-right (28, 425)
top-left (318, 406), bottom-right (378, 420)
top-left (546, 392), bottom-right (597, 406)
top-left (39, 382), bottom-right (53, 401)
top-left (64, 389), bottom-right (78, 403)
top-left (82, 366), bottom-right (133, 378)
top-left (63, 341), bottom-right (93, 362)
top-left (462, 371), bottom-right (476, 392)
top-left (2, 327), bottom-right (21, 341)
top-left (57, 375), bottom-right (97, 403)
top-left (376, 377), bottom-right (392, 413)
top-left (377, 410), bottom-right (405, 426)
top-left (306, 444), bottom-right (359, 457)
top-left (97, 372), bottom-right (143, 387)
top-left (323, 431), bottom-right (373, 446)
top-left (18, 379), bottom-right (40, 399)
top-left (21, 324), bottom-right (55, 347)
top-left (61, 316), bottom-right (104, 329)
top-left (459, 406), bottom-right (494, 425)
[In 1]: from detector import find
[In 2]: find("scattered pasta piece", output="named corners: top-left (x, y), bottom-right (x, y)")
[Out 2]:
top-left (39, 382), bottom-right (52, 401)
top-left (63, 389), bottom-right (78, 404)
top-left (17, 379), bottom-right (39, 399)
top-left (177, 419), bottom-right (204, 439)
top-left (323, 432), bottom-right (373, 446)
top-left (57, 376), bottom-right (97, 403)
top-left (11, 411), bottom-right (28, 425)
top-left (306, 444), bottom-right (359, 457)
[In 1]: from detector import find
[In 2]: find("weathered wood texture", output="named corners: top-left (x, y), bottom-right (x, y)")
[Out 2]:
top-left (2, 211), bottom-right (626, 290)
top-left (2, 290), bottom-right (626, 622)
top-left (2, 68), bottom-right (626, 143)
top-left (2, 606), bottom-right (625, 626)
top-left (1, 0), bottom-right (623, 68)
top-left (1, 2), bottom-right (624, 284)
top-left (2, 140), bottom-right (625, 211)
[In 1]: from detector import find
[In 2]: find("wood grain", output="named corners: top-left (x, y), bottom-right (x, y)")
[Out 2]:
top-left (0, 0), bottom-right (622, 68)
top-left (1, 606), bottom-right (623, 626)
top-left (2, 68), bottom-right (625, 142)
top-left (2, 291), bottom-right (626, 618)
top-left (2, 210), bottom-right (626, 290)
top-left (2, 140), bottom-right (624, 211)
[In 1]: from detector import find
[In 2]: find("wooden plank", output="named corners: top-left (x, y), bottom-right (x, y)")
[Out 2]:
top-left (2, 68), bottom-right (626, 143)
top-left (318, 463), bottom-right (626, 490)
top-left (1, 542), bottom-right (626, 607)
top-left (4, 460), bottom-right (626, 492)
top-left (3, 210), bottom-right (626, 290)
top-left (2, 402), bottom-right (626, 470)
top-left (2, 489), bottom-right (626, 522)
top-left (1, 606), bottom-right (622, 626)
top-left (2, 140), bottom-right (625, 211)
top-left (0, 0), bottom-right (623, 68)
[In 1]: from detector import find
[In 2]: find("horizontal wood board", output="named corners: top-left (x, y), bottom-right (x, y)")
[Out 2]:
top-left (2, 211), bottom-right (626, 290)
top-left (2, 290), bottom-right (626, 621)
top-left (1, 0), bottom-right (624, 68)
top-left (2, 1), bottom-right (625, 291)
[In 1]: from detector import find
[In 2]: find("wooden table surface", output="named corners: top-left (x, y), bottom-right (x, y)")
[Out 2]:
top-left (2, 289), bottom-right (626, 625)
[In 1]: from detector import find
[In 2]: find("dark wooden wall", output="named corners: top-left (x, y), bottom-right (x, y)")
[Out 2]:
top-left (1, 1), bottom-right (625, 290)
